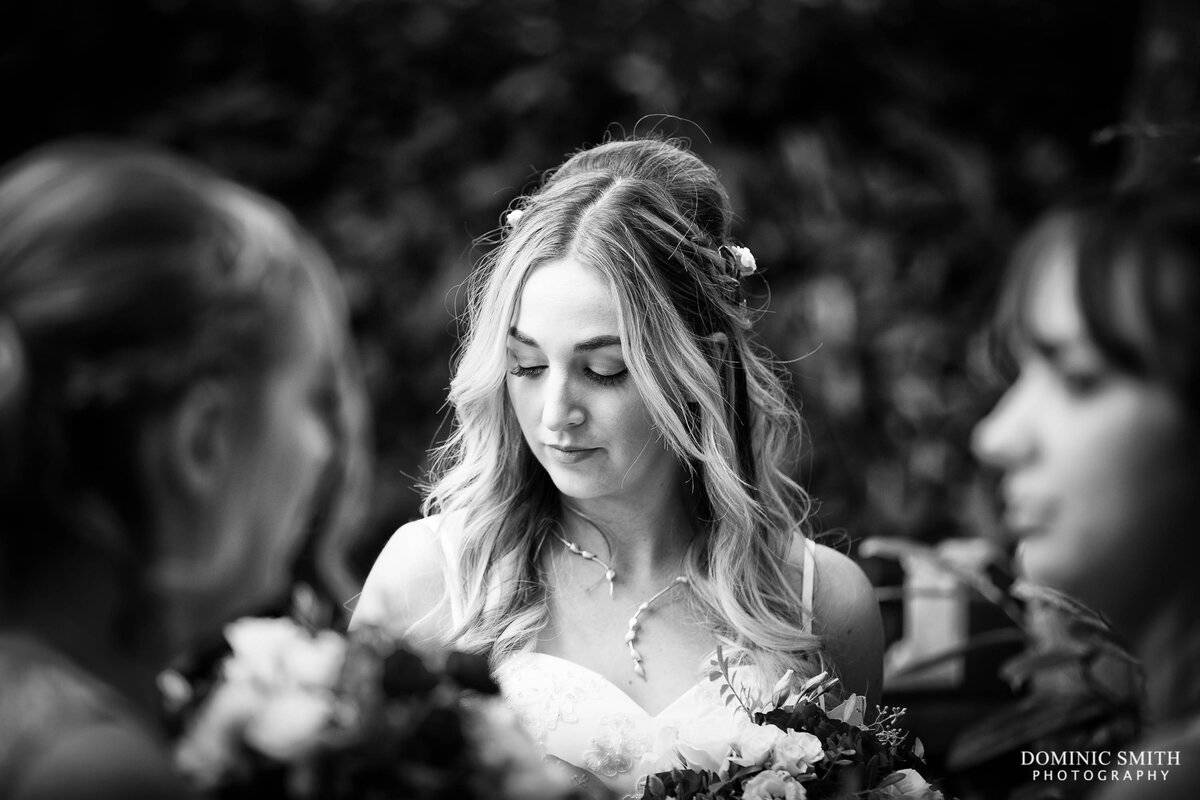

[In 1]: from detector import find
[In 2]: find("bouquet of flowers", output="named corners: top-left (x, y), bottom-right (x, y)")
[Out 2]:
top-left (170, 592), bottom-right (577, 800)
top-left (636, 648), bottom-right (943, 800)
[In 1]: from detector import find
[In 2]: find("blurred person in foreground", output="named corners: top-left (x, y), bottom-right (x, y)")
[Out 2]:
top-left (351, 135), bottom-right (883, 798)
top-left (973, 188), bottom-right (1200, 799)
top-left (0, 141), bottom-right (364, 799)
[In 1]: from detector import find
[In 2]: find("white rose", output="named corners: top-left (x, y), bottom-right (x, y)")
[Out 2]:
top-left (175, 679), bottom-right (264, 786)
top-left (741, 769), bottom-right (806, 800)
top-left (639, 725), bottom-right (684, 774)
top-left (733, 723), bottom-right (785, 767)
top-left (280, 629), bottom-right (346, 688)
top-left (872, 768), bottom-right (943, 800)
top-left (224, 617), bottom-right (307, 684)
top-left (675, 733), bottom-right (729, 774)
top-left (244, 688), bottom-right (333, 761)
top-left (640, 707), bottom-right (742, 775)
top-left (770, 731), bottom-right (825, 776)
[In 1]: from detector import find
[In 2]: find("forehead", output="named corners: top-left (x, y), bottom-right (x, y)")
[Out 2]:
top-left (512, 258), bottom-right (619, 341)
top-left (1022, 239), bottom-right (1084, 343)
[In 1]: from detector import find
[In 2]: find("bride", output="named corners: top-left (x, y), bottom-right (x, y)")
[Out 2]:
top-left (352, 136), bottom-right (883, 797)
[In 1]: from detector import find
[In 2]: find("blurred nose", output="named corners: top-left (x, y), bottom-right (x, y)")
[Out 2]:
top-left (971, 377), bottom-right (1037, 470)
top-left (542, 371), bottom-right (585, 432)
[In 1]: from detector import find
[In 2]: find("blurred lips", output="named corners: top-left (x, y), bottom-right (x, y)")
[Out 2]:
top-left (1001, 487), bottom-right (1055, 538)
top-left (545, 444), bottom-right (600, 464)
top-left (1004, 509), bottom-right (1049, 538)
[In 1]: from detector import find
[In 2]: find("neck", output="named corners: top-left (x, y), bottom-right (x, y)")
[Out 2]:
top-left (1133, 588), bottom-right (1200, 727)
top-left (559, 480), bottom-right (694, 582)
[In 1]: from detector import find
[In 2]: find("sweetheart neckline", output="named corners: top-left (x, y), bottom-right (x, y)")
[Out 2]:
top-left (500, 651), bottom-right (714, 719)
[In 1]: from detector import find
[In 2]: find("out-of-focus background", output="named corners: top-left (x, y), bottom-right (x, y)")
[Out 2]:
top-left (3, 1), bottom-right (1197, 793)
top-left (4, 0), bottom-right (1177, 561)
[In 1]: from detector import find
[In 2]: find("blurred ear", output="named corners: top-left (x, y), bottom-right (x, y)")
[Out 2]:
top-left (160, 379), bottom-right (237, 501)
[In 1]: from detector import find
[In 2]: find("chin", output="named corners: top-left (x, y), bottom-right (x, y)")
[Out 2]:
top-left (1016, 539), bottom-right (1077, 591)
top-left (542, 469), bottom-right (609, 501)
top-left (1018, 541), bottom-right (1113, 616)
top-left (548, 479), bottom-right (606, 501)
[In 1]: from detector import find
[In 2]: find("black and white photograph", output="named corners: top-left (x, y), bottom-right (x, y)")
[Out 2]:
top-left (1, 2), bottom-right (1198, 799)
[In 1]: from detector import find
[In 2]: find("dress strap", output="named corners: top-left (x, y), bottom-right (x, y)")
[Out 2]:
top-left (801, 537), bottom-right (816, 636)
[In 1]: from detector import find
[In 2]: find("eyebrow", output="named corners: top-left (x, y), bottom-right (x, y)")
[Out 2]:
top-left (1028, 330), bottom-right (1101, 368)
top-left (508, 327), bottom-right (622, 353)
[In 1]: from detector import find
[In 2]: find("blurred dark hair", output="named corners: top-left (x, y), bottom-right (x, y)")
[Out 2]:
top-left (1000, 186), bottom-right (1200, 415)
top-left (0, 140), bottom-right (363, 621)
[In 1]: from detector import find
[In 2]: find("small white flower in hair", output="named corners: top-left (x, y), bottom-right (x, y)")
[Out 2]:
top-left (726, 244), bottom-right (757, 276)
top-left (505, 208), bottom-right (526, 227)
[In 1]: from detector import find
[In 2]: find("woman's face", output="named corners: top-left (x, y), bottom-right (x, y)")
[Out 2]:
top-left (972, 243), bottom-right (1199, 630)
top-left (506, 257), bottom-right (683, 509)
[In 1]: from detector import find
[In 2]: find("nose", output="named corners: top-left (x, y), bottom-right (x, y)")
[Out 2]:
top-left (541, 371), bottom-right (585, 432)
top-left (971, 377), bottom-right (1037, 470)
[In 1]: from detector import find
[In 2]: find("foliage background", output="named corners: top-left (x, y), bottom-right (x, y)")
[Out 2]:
top-left (2, 0), bottom-right (1188, 587)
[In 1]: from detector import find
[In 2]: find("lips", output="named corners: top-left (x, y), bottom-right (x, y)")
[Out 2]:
top-left (1000, 487), bottom-right (1055, 538)
top-left (544, 444), bottom-right (600, 464)
top-left (1003, 508), bottom-right (1050, 537)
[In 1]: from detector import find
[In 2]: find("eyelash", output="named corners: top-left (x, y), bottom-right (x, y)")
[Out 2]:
top-left (508, 365), bottom-right (628, 386)
top-left (586, 368), bottom-right (627, 387)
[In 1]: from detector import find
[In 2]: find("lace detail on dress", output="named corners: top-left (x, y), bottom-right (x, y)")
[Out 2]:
top-left (499, 654), bottom-right (583, 746)
top-left (496, 652), bottom-right (755, 798)
top-left (583, 713), bottom-right (649, 778)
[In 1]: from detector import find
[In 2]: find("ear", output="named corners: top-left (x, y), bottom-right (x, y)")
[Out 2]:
top-left (161, 379), bottom-right (237, 501)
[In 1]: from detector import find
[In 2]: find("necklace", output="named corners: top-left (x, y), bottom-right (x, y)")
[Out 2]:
top-left (554, 530), bottom-right (690, 679)
top-left (552, 532), bottom-right (617, 597)
top-left (624, 575), bottom-right (690, 678)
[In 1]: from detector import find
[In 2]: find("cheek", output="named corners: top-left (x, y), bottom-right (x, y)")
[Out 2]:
top-left (505, 378), bottom-right (538, 433)
top-left (303, 405), bottom-right (336, 464)
top-left (281, 411), bottom-right (334, 507)
top-left (247, 400), bottom-right (333, 546)
top-left (602, 390), bottom-right (660, 453)
top-left (1029, 400), bottom-right (1197, 601)
top-left (1067, 407), bottom-right (1190, 520)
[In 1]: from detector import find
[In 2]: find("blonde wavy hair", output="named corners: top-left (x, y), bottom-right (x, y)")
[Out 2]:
top-left (424, 137), bottom-right (820, 681)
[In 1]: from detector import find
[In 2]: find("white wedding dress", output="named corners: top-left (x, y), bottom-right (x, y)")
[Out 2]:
top-left (352, 516), bottom-right (817, 800)
top-left (495, 537), bottom-right (818, 799)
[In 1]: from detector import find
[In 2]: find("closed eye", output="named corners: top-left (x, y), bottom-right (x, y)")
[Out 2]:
top-left (585, 367), bottom-right (627, 386)
top-left (509, 364), bottom-right (546, 378)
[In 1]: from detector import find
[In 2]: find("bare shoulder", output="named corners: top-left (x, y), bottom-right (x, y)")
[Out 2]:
top-left (349, 512), bottom-right (464, 644)
top-left (794, 539), bottom-right (885, 707)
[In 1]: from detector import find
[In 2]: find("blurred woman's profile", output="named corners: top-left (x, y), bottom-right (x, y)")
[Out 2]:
top-left (973, 188), bottom-right (1200, 799)
top-left (0, 141), bottom-right (365, 799)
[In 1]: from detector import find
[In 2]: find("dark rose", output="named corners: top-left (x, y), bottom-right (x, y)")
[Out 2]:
top-left (381, 646), bottom-right (439, 697)
top-left (444, 651), bottom-right (500, 695)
